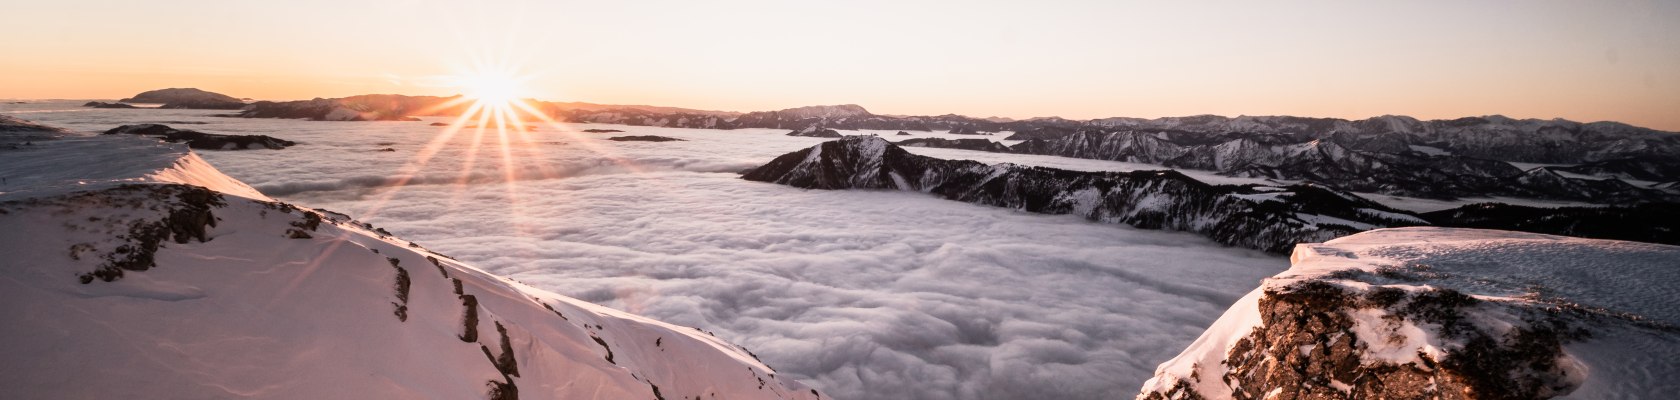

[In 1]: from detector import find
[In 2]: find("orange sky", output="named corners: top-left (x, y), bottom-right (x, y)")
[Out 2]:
top-left (4, 0), bottom-right (1678, 130)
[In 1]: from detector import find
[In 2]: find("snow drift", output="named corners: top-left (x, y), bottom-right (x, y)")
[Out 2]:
top-left (0, 125), bottom-right (820, 399)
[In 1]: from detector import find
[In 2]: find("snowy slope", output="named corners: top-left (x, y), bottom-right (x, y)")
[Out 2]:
top-left (0, 127), bottom-right (820, 399)
top-left (1137, 227), bottom-right (1680, 399)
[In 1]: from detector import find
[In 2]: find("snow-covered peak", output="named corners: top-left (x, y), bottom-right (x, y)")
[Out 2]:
top-left (1140, 227), bottom-right (1680, 399)
top-left (774, 104), bottom-right (871, 119)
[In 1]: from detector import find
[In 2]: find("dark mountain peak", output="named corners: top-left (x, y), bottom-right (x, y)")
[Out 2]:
top-left (104, 124), bottom-right (294, 150)
top-left (119, 88), bottom-right (242, 104)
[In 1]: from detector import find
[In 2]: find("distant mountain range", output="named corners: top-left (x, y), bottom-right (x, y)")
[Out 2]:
top-left (99, 89), bottom-right (1680, 203)
top-left (742, 137), bottom-right (1680, 252)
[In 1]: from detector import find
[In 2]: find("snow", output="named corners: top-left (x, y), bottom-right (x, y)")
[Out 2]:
top-left (1349, 191), bottom-right (1604, 212)
top-left (1406, 144), bottom-right (1451, 156)
top-left (0, 134), bottom-right (266, 202)
top-left (6, 104), bottom-right (1288, 399)
top-left (1230, 192), bottom-right (1287, 203)
top-left (1355, 207), bottom-right (1429, 224)
top-left (1507, 161), bottom-right (1574, 172)
top-left (1293, 213), bottom-right (1377, 230)
top-left (0, 130), bottom-right (819, 399)
top-left (1142, 227), bottom-right (1680, 398)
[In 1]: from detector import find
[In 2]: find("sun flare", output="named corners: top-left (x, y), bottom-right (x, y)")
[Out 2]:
top-left (457, 72), bottom-right (526, 106)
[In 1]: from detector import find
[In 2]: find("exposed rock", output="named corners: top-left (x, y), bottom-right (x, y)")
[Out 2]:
top-left (160, 100), bottom-right (246, 110)
top-left (606, 135), bottom-right (685, 142)
top-left (1138, 228), bottom-right (1680, 399)
top-left (120, 88), bottom-right (245, 109)
top-left (1, 115), bottom-right (70, 143)
top-left (785, 125), bottom-right (843, 138)
top-left (103, 124), bottom-right (295, 150)
top-left (1004, 130), bottom-right (1678, 202)
top-left (896, 131), bottom-right (911, 136)
top-left (742, 136), bottom-right (1418, 253)
top-left (429, 122), bottom-right (449, 126)
top-left (895, 137), bottom-right (1010, 152)
top-left (239, 94), bottom-right (467, 121)
top-left (1423, 202), bottom-right (1680, 246)
top-left (83, 101), bottom-right (137, 109)
top-left (1546, 156), bottom-right (1680, 183)
top-left (582, 129), bottom-right (625, 133)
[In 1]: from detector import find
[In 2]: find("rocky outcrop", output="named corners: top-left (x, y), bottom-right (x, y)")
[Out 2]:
top-left (744, 137), bottom-right (1680, 250)
top-left (1546, 156), bottom-right (1680, 183)
top-left (160, 100), bottom-right (246, 110)
top-left (83, 101), bottom-right (137, 109)
top-left (994, 130), bottom-right (1677, 202)
top-left (896, 137), bottom-right (1011, 152)
top-left (239, 94), bottom-right (465, 121)
top-left (104, 124), bottom-right (295, 150)
top-left (120, 88), bottom-right (245, 109)
top-left (606, 135), bottom-right (685, 142)
top-left (1422, 202), bottom-right (1680, 246)
top-left (1, 114), bottom-right (70, 147)
top-left (784, 125), bottom-right (844, 138)
top-left (742, 136), bottom-right (1421, 253)
top-left (1138, 228), bottom-right (1680, 399)
top-left (561, 109), bottom-right (732, 129)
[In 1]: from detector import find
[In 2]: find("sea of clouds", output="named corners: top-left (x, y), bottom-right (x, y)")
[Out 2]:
top-left (16, 104), bottom-right (1287, 399)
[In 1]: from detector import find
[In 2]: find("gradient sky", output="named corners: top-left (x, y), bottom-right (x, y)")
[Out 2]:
top-left (5, 0), bottom-right (1678, 130)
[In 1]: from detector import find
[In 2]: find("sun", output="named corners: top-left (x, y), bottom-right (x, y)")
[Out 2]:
top-left (453, 70), bottom-right (528, 107)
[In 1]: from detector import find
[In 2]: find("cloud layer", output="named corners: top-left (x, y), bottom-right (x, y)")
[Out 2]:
top-left (24, 106), bottom-right (1286, 399)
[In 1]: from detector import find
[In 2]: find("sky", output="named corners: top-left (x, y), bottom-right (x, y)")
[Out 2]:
top-left (4, 0), bottom-right (1679, 130)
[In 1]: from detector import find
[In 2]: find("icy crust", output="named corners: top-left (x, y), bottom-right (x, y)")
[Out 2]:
top-left (0, 136), bottom-right (818, 399)
top-left (1138, 227), bottom-right (1680, 399)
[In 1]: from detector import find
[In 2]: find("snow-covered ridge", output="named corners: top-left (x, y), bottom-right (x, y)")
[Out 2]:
top-left (1138, 227), bottom-right (1680, 399)
top-left (0, 123), bottom-right (820, 399)
top-left (741, 136), bottom-right (1424, 253)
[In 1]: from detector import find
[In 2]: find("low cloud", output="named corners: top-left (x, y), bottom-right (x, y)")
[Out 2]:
top-left (177, 119), bottom-right (1286, 399)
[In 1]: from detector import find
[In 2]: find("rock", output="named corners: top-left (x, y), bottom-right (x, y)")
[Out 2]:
top-left (583, 129), bottom-right (625, 133)
top-left (742, 136), bottom-right (1421, 253)
top-left (1138, 228), bottom-right (1680, 399)
top-left (83, 102), bottom-right (137, 109)
top-left (784, 125), bottom-right (843, 138)
top-left (429, 122), bottom-right (449, 126)
top-left (1423, 202), bottom-right (1680, 246)
top-left (238, 95), bottom-right (465, 121)
top-left (103, 124), bottom-right (295, 150)
top-left (376, 148), bottom-right (397, 152)
top-left (160, 100), bottom-right (246, 110)
top-left (606, 135), bottom-right (685, 142)
top-left (896, 131), bottom-right (911, 136)
top-left (895, 138), bottom-right (1011, 152)
top-left (1005, 131), bottom-right (1678, 203)
top-left (0, 115), bottom-right (70, 147)
top-left (121, 88), bottom-right (246, 109)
